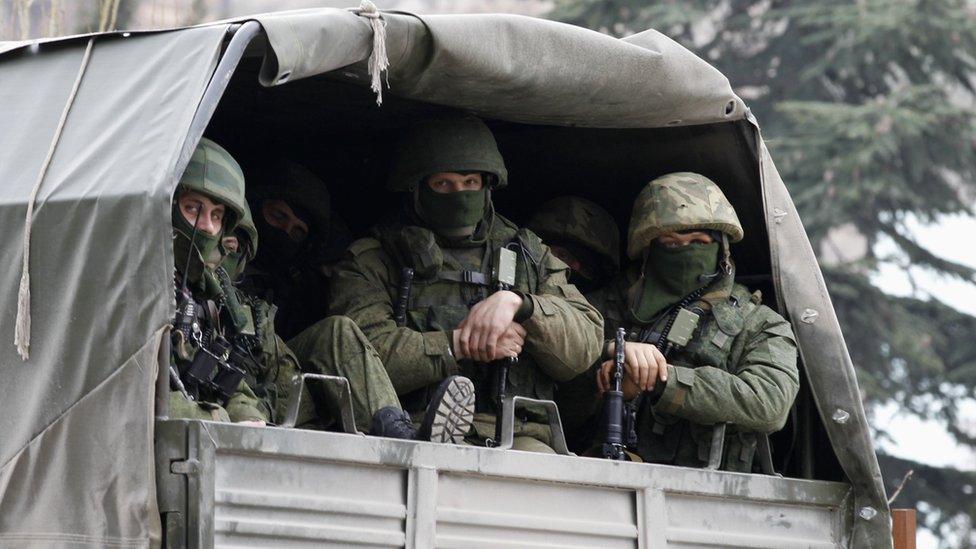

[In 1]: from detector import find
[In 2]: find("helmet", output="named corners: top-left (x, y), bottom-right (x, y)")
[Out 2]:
top-left (178, 138), bottom-right (246, 232)
top-left (387, 116), bottom-right (508, 191)
top-left (250, 160), bottom-right (332, 234)
top-left (627, 172), bottom-right (743, 260)
top-left (235, 202), bottom-right (259, 259)
top-left (527, 196), bottom-right (620, 270)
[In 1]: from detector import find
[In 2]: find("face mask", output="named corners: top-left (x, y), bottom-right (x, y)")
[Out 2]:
top-left (254, 213), bottom-right (307, 267)
top-left (416, 185), bottom-right (487, 231)
top-left (221, 250), bottom-right (246, 279)
top-left (172, 204), bottom-right (222, 281)
top-left (631, 241), bottom-right (719, 323)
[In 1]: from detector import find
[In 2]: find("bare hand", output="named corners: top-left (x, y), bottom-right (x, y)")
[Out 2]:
top-left (455, 291), bottom-right (524, 362)
top-left (236, 420), bottom-right (266, 427)
top-left (455, 322), bottom-right (525, 362)
top-left (596, 360), bottom-right (641, 400)
top-left (603, 341), bottom-right (669, 392)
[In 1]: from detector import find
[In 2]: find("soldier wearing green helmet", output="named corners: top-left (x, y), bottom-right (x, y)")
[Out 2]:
top-left (169, 137), bottom-right (269, 425)
top-left (526, 196), bottom-right (621, 294)
top-left (204, 153), bottom-right (473, 441)
top-left (577, 172), bottom-right (799, 471)
top-left (220, 198), bottom-right (258, 280)
top-left (240, 159), bottom-right (351, 341)
top-left (328, 116), bottom-right (604, 452)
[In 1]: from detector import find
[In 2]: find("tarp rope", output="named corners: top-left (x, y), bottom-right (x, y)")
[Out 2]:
top-left (357, 0), bottom-right (389, 106)
top-left (14, 37), bottom-right (94, 361)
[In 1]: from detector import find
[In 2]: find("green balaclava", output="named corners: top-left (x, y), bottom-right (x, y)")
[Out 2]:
top-left (631, 241), bottom-right (719, 323)
top-left (173, 138), bottom-right (246, 285)
top-left (172, 197), bottom-right (223, 284)
top-left (219, 234), bottom-right (250, 280)
top-left (415, 183), bottom-right (488, 233)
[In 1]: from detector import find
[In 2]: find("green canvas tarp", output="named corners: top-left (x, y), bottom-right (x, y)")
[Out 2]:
top-left (0, 8), bottom-right (890, 548)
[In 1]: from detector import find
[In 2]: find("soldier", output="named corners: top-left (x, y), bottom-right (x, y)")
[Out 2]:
top-left (217, 159), bottom-right (475, 442)
top-left (328, 116), bottom-right (604, 453)
top-left (169, 138), bottom-right (269, 425)
top-left (583, 172), bottom-right (799, 470)
top-left (242, 160), bottom-right (349, 340)
top-left (526, 196), bottom-right (620, 294)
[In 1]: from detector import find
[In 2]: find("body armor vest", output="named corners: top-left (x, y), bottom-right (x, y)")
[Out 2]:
top-left (620, 279), bottom-right (764, 472)
top-left (374, 215), bottom-right (555, 421)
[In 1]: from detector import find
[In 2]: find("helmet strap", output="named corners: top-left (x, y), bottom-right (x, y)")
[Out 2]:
top-left (719, 233), bottom-right (733, 276)
top-left (180, 204), bottom-right (203, 295)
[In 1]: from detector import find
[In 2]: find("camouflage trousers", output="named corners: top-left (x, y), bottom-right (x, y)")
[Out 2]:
top-left (288, 315), bottom-right (400, 432)
top-left (467, 413), bottom-right (555, 454)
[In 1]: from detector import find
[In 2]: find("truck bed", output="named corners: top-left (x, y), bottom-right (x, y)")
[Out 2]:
top-left (155, 420), bottom-right (852, 548)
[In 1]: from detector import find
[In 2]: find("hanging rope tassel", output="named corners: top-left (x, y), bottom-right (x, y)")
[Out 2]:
top-left (358, 0), bottom-right (389, 106)
top-left (15, 38), bottom-right (94, 361)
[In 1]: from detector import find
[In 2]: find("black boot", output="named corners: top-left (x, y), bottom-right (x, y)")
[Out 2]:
top-left (370, 376), bottom-right (476, 443)
top-left (371, 406), bottom-right (418, 440)
top-left (417, 376), bottom-right (476, 444)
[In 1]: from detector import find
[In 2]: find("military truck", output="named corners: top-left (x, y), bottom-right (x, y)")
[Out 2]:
top-left (0, 7), bottom-right (894, 548)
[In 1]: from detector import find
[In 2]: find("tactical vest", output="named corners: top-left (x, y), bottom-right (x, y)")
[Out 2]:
top-left (374, 215), bottom-right (554, 421)
top-left (171, 267), bottom-right (275, 420)
top-left (624, 281), bottom-right (764, 473)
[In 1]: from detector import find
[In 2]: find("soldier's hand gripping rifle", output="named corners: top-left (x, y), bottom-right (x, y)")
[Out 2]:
top-left (600, 327), bottom-right (628, 460)
top-left (492, 247), bottom-right (519, 445)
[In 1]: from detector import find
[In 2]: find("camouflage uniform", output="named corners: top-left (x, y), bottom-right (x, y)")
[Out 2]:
top-left (582, 173), bottom-right (799, 471)
top-left (220, 164), bottom-right (399, 431)
top-left (526, 196), bottom-right (620, 292)
top-left (242, 160), bottom-right (347, 341)
top-left (329, 117), bottom-right (604, 451)
top-left (169, 138), bottom-right (268, 424)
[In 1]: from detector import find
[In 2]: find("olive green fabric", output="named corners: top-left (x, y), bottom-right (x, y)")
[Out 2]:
top-left (168, 390), bottom-right (230, 422)
top-left (470, 414), bottom-right (556, 453)
top-left (172, 204), bottom-right (223, 280)
top-left (328, 210), bottom-right (603, 447)
top-left (416, 186), bottom-right (488, 230)
top-left (230, 291), bottom-right (307, 425)
top-left (582, 269), bottom-right (799, 471)
top-left (168, 267), bottom-right (271, 425)
top-left (387, 116), bottom-right (509, 191)
top-left (288, 315), bottom-right (401, 432)
top-left (631, 242), bottom-right (719, 323)
top-left (526, 196), bottom-right (620, 270)
top-left (627, 172), bottom-right (743, 260)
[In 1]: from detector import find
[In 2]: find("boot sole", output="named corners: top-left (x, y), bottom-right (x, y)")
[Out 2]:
top-left (426, 377), bottom-right (476, 444)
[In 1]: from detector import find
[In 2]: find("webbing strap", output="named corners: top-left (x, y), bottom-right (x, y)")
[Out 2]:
top-left (15, 37), bottom-right (95, 361)
top-left (439, 270), bottom-right (490, 286)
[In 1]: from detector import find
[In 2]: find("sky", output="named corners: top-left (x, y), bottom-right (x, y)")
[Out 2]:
top-left (872, 211), bottom-right (976, 470)
top-left (872, 212), bottom-right (976, 547)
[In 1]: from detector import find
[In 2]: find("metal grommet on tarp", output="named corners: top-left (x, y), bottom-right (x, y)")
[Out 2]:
top-left (14, 37), bottom-right (95, 361)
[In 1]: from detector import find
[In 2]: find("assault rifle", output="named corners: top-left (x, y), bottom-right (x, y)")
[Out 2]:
top-left (600, 327), bottom-right (628, 460)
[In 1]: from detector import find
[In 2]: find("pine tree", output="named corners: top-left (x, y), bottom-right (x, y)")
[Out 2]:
top-left (551, 1), bottom-right (976, 544)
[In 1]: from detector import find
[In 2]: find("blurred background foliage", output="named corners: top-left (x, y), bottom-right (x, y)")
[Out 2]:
top-left (3, 0), bottom-right (975, 545)
top-left (551, 0), bottom-right (976, 544)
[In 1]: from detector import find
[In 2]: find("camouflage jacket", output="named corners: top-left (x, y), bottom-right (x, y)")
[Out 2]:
top-left (328, 211), bottom-right (603, 420)
top-left (169, 268), bottom-right (270, 423)
top-left (586, 268), bottom-right (799, 472)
